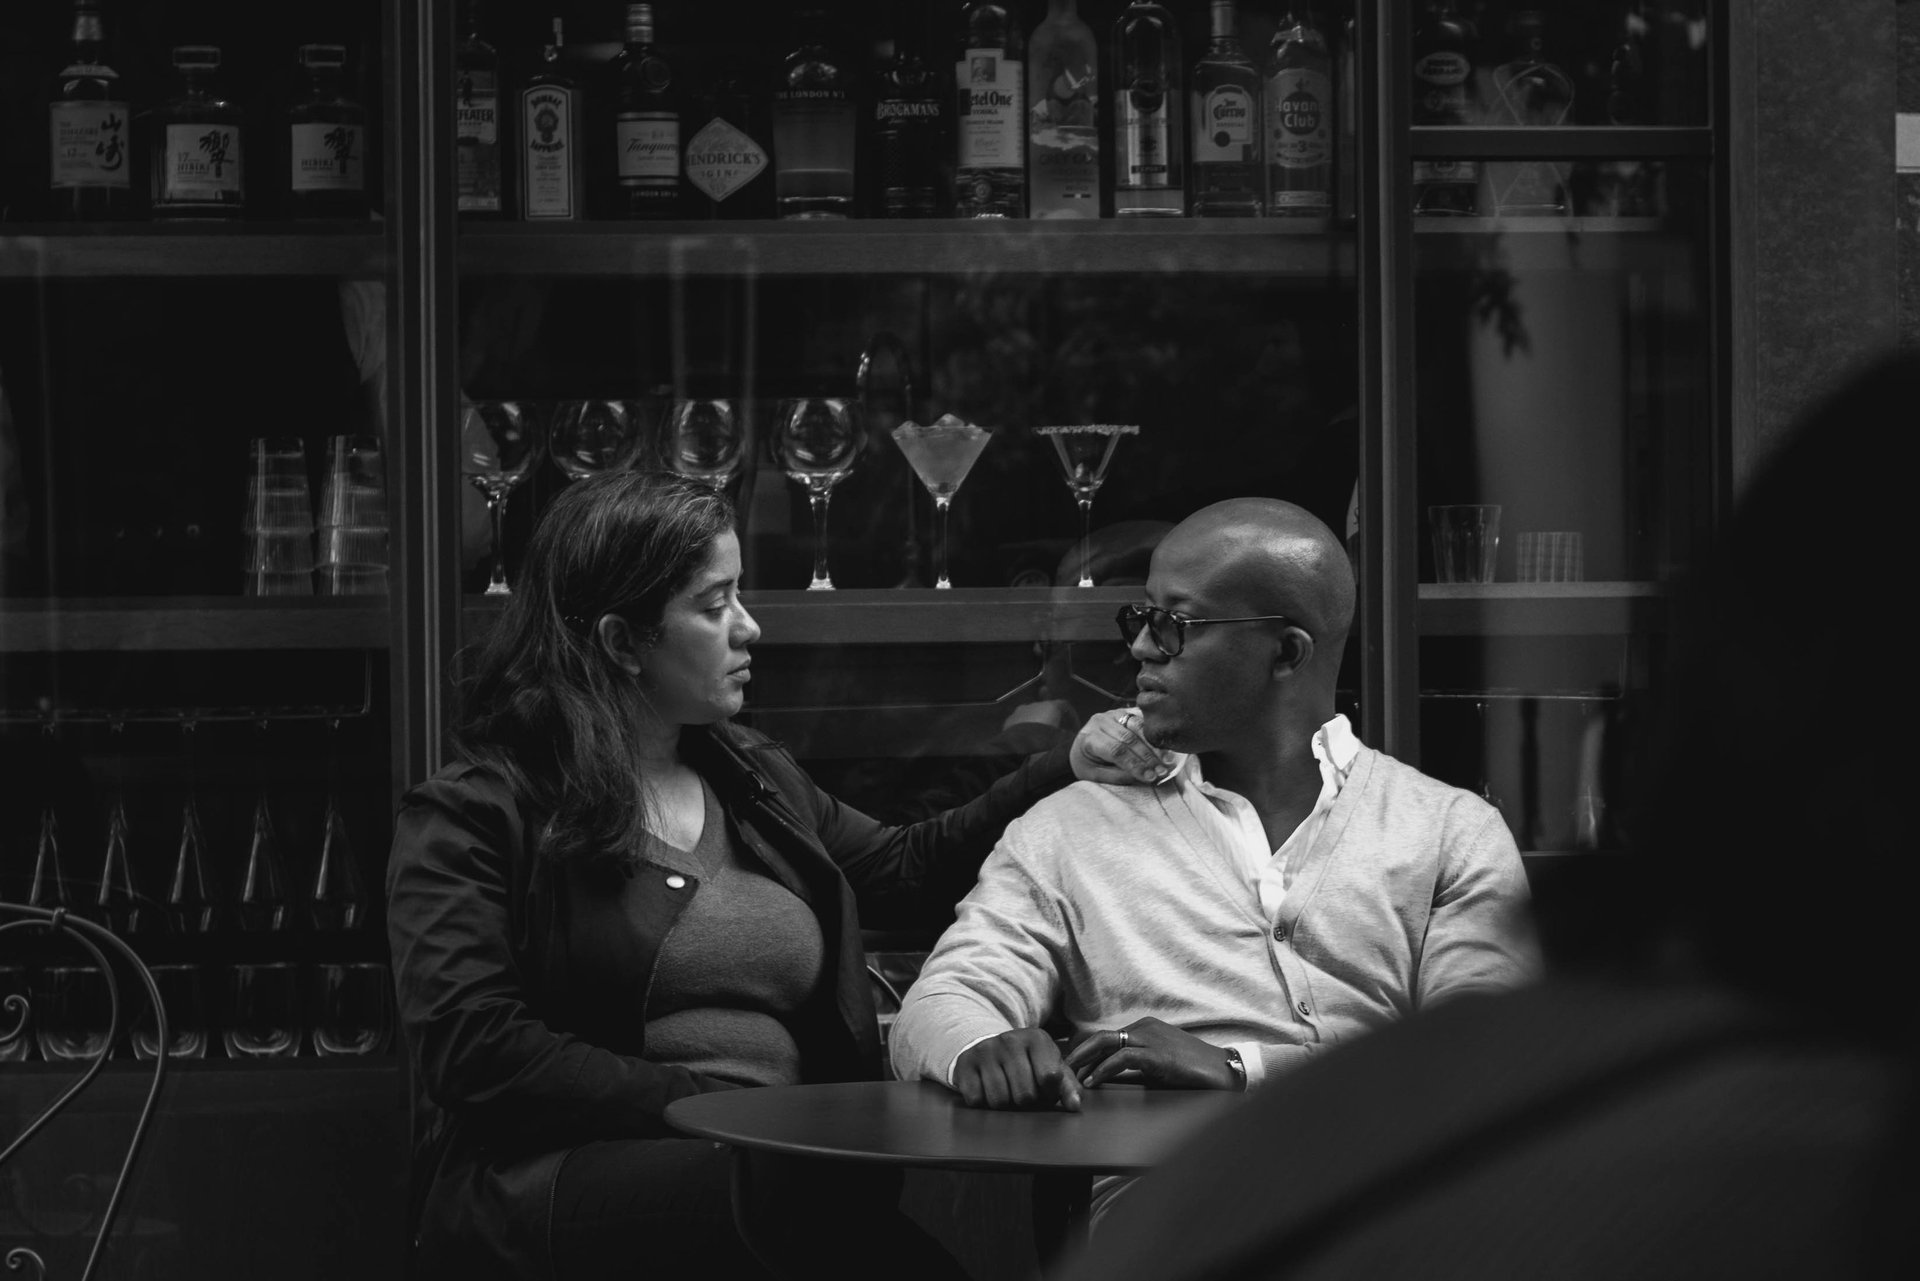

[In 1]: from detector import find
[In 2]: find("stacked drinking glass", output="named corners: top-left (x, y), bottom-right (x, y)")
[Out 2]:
top-left (317, 435), bottom-right (389, 595)
top-left (245, 437), bottom-right (316, 596)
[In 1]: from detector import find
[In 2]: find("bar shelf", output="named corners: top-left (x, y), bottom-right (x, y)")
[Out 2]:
top-left (0, 598), bottom-right (389, 653)
top-left (0, 225), bottom-right (386, 280)
top-left (1417, 581), bottom-right (1671, 636)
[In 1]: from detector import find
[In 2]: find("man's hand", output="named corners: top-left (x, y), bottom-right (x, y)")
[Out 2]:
top-left (952, 1028), bottom-right (1084, 1112)
top-left (1063, 1017), bottom-right (1238, 1091)
top-left (1070, 708), bottom-right (1176, 786)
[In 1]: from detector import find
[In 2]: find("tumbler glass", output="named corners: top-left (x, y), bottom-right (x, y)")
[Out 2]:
top-left (311, 962), bottom-right (392, 1057)
top-left (224, 962), bottom-right (301, 1058)
top-left (1428, 504), bottom-right (1502, 583)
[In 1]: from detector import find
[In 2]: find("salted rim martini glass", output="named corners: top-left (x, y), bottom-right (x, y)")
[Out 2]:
top-left (892, 415), bottom-right (991, 590)
top-left (1036, 423), bottom-right (1139, 587)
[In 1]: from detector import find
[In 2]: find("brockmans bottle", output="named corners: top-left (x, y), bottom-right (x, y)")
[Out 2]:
top-left (288, 44), bottom-right (368, 220)
top-left (872, 37), bottom-right (946, 217)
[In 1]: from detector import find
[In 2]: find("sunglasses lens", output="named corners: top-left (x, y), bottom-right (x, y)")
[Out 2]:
top-left (1149, 614), bottom-right (1180, 655)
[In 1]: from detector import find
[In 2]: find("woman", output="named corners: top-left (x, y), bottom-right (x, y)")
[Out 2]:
top-left (387, 470), bottom-right (1168, 1280)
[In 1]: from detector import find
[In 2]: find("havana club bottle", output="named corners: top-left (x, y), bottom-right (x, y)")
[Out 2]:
top-left (1264, 5), bottom-right (1332, 217)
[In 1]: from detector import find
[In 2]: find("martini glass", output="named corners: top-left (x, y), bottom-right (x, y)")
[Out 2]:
top-left (460, 399), bottom-right (542, 595)
top-left (665, 397), bottom-right (744, 490)
top-left (1037, 424), bottom-right (1140, 587)
top-left (777, 397), bottom-right (863, 591)
top-left (892, 415), bottom-right (991, 590)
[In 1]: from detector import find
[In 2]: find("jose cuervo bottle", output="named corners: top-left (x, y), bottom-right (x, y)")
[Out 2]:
top-left (1112, 0), bottom-right (1185, 216)
top-left (1027, 0), bottom-right (1098, 219)
top-left (519, 18), bottom-right (583, 220)
top-left (48, 0), bottom-right (130, 219)
top-left (955, 2), bottom-right (1026, 218)
top-left (1191, 0), bottom-right (1262, 216)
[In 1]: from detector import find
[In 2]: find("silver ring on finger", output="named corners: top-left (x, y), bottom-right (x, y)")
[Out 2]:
top-left (1118, 1028), bottom-right (1129, 1049)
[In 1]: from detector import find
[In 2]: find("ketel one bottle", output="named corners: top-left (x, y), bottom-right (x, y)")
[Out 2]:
top-left (288, 45), bottom-right (368, 219)
top-left (48, 0), bottom-right (131, 219)
top-left (519, 18), bottom-right (583, 220)
top-left (683, 60), bottom-right (774, 219)
top-left (150, 46), bottom-right (246, 219)
top-left (1111, 0), bottom-right (1185, 217)
top-left (1264, 5), bottom-right (1332, 217)
top-left (1411, 0), bottom-right (1481, 215)
top-left (954, 2), bottom-right (1026, 218)
top-left (608, 3), bottom-right (680, 219)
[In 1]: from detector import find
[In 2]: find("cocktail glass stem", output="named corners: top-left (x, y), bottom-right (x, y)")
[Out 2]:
top-left (1075, 496), bottom-right (1095, 588)
top-left (899, 475), bottom-right (925, 588)
top-left (485, 493), bottom-right (511, 596)
top-left (933, 496), bottom-right (954, 590)
top-left (807, 488), bottom-right (835, 591)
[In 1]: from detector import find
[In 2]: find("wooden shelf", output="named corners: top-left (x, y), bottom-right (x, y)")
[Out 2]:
top-left (1413, 217), bottom-right (1697, 271)
top-left (0, 599), bottom-right (389, 653)
top-left (0, 224), bottom-right (386, 279)
top-left (458, 218), bottom-right (1353, 278)
top-left (1418, 581), bottom-right (1671, 636)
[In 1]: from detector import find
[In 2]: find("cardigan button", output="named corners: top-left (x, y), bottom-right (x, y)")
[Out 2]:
top-left (665, 874), bottom-right (687, 890)
top-left (1271, 925), bottom-right (1287, 943)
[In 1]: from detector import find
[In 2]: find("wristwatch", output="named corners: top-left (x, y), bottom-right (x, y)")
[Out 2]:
top-left (1223, 1046), bottom-right (1247, 1092)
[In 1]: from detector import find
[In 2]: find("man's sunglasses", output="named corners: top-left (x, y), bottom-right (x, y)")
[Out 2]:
top-left (1115, 604), bottom-right (1300, 658)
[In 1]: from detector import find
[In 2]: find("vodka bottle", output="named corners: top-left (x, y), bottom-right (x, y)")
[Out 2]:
top-left (455, 0), bottom-right (505, 217)
top-left (772, 9), bottom-right (856, 219)
top-left (1264, 5), bottom-right (1332, 217)
top-left (1411, 0), bottom-right (1480, 215)
top-left (1190, 0), bottom-right (1262, 217)
top-left (872, 37), bottom-right (946, 217)
top-left (48, 0), bottom-right (130, 219)
top-left (288, 44), bottom-right (368, 220)
top-left (954, 2), bottom-right (1026, 218)
top-left (1111, 0), bottom-right (1185, 217)
top-left (1489, 10), bottom-right (1575, 215)
top-left (150, 46), bottom-right (246, 219)
top-left (1026, 0), bottom-right (1098, 219)
top-left (609, 3), bottom-right (681, 219)
top-left (684, 59), bottom-right (775, 219)
top-left (518, 18), bottom-right (583, 220)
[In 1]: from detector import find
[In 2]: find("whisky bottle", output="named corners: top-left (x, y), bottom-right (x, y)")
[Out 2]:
top-left (1411, 0), bottom-right (1480, 216)
top-left (1264, 5), bottom-right (1332, 218)
top-left (1190, 0), bottom-right (1262, 217)
top-left (288, 44), bottom-right (368, 220)
top-left (609, 2), bottom-right (681, 219)
top-left (871, 36), bottom-right (945, 217)
top-left (150, 45), bottom-right (246, 219)
top-left (684, 59), bottom-right (774, 219)
top-left (954, 2), bottom-right (1026, 218)
top-left (455, 0), bottom-right (506, 217)
top-left (518, 18), bottom-right (583, 220)
top-left (1111, 0), bottom-right (1185, 217)
top-left (1488, 10), bottom-right (1574, 215)
top-left (773, 9), bottom-right (856, 219)
top-left (48, 0), bottom-right (130, 220)
top-left (1027, 0), bottom-right (1098, 219)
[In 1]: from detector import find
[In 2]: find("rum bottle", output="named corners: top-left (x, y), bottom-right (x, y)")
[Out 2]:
top-left (1190, 0), bottom-right (1262, 217)
top-left (1026, 0), bottom-right (1098, 219)
top-left (1265, 6), bottom-right (1331, 217)
top-left (1111, 0), bottom-right (1185, 217)
top-left (288, 44), bottom-right (368, 220)
top-left (871, 36), bottom-right (946, 217)
top-left (608, 3), bottom-right (681, 219)
top-left (518, 18), bottom-right (583, 221)
top-left (684, 59), bottom-right (775, 219)
top-left (48, 0), bottom-right (130, 220)
top-left (150, 45), bottom-right (246, 219)
top-left (954, 2), bottom-right (1026, 218)
top-left (772, 9), bottom-right (856, 219)
top-left (1411, 0), bottom-right (1480, 215)
top-left (456, 0), bottom-right (506, 217)
top-left (1488, 10), bottom-right (1574, 215)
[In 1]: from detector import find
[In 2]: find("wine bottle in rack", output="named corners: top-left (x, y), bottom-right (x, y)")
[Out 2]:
top-left (48, 0), bottom-right (132, 220)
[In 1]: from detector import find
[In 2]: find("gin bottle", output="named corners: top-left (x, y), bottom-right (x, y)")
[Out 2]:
top-left (772, 9), bottom-right (856, 219)
top-left (455, 0), bottom-right (506, 217)
top-left (1411, 0), bottom-right (1480, 215)
top-left (150, 45), bottom-right (246, 220)
top-left (1489, 11), bottom-right (1574, 215)
top-left (48, 0), bottom-right (130, 220)
top-left (1265, 6), bottom-right (1332, 217)
top-left (518, 18), bottom-right (583, 220)
top-left (685, 59), bottom-right (775, 220)
top-left (1111, 0), bottom-right (1185, 217)
top-left (1190, 0), bottom-right (1262, 217)
top-left (288, 44), bottom-right (368, 220)
top-left (954, 2), bottom-right (1026, 218)
top-left (609, 3), bottom-right (681, 219)
top-left (1027, 0), bottom-right (1098, 219)
top-left (871, 37), bottom-right (946, 217)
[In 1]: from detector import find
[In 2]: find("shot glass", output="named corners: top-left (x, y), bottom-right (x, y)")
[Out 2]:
top-left (31, 965), bottom-right (113, 1062)
top-left (1428, 504), bottom-right (1502, 583)
top-left (310, 962), bottom-right (393, 1057)
top-left (224, 962), bottom-right (301, 1059)
top-left (1515, 530), bottom-right (1585, 583)
top-left (131, 963), bottom-right (211, 1061)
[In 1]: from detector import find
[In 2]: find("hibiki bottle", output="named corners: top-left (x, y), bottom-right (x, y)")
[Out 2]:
top-left (150, 45), bottom-right (246, 219)
top-left (288, 44), bottom-right (368, 220)
top-left (954, 2), bottom-right (1026, 218)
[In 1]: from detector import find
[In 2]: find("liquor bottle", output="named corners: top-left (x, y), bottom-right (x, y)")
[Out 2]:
top-left (1111, 0), bottom-right (1185, 217)
top-left (518, 18), bottom-right (583, 220)
top-left (48, 0), bottom-right (130, 220)
top-left (288, 44), bottom-right (368, 220)
top-left (149, 45), bottom-right (246, 220)
top-left (954, 2), bottom-right (1026, 218)
top-left (95, 795), bottom-right (145, 936)
top-left (1263, 6), bottom-right (1331, 218)
top-left (455, 0), bottom-right (506, 217)
top-left (608, 3), bottom-right (680, 219)
top-left (772, 9), bottom-right (856, 219)
top-left (237, 795), bottom-right (289, 933)
top-left (684, 59), bottom-right (775, 219)
top-left (1488, 11), bottom-right (1574, 215)
top-left (1411, 0), bottom-right (1480, 216)
top-left (871, 37), bottom-right (946, 217)
top-left (1190, 0), bottom-right (1262, 217)
top-left (1026, 0), bottom-right (1098, 219)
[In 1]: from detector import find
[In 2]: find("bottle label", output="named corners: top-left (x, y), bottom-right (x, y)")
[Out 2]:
top-left (1117, 93), bottom-right (1175, 189)
top-left (955, 49), bottom-right (1023, 171)
top-left (49, 100), bottom-right (130, 189)
top-left (1267, 69), bottom-right (1330, 170)
top-left (1414, 51), bottom-right (1472, 122)
top-left (290, 122), bottom-right (365, 192)
top-left (521, 86), bottom-right (577, 218)
top-left (1193, 84), bottom-right (1255, 163)
top-left (616, 113), bottom-right (679, 182)
top-left (456, 69), bottom-right (498, 145)
top-left (160, 123), bottom-right (244, 200)
top-left (684, 116), bottom-right (766, 202)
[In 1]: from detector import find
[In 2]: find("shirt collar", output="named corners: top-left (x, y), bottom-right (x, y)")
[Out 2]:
top-left (1165, 713), bottom-right (1361, 792)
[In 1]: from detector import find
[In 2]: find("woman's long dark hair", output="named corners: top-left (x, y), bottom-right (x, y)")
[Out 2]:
top-left (455, 470), bottom-right (736, 871)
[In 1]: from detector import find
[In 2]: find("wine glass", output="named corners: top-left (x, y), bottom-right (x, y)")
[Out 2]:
top-left (460, 399), bottom-right (542, 595)
top-left (1037, 424), bottom-right (1139, 587)
top-left (664, 397), bottom-right (745, 489)
top-left (548, 399), bottom-right (638, 482)
top-left (777, 397), bottom-right (863, 591)
top-left (892, 415), bottom-right (992, 590)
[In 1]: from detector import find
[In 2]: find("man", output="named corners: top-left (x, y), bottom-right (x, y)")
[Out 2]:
top-left (889, 498), bottom-right (1539, 1114)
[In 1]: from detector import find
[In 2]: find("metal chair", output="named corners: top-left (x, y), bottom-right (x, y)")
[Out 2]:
top-left (0, 904), bottom-right (168, 1281)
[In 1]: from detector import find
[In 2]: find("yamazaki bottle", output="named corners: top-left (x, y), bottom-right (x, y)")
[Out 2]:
top-left (48, 0), bottom-right (131, 219)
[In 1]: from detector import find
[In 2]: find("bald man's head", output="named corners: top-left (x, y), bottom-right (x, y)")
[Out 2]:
top-left (1155, 499), bottom-right (1356, 656)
